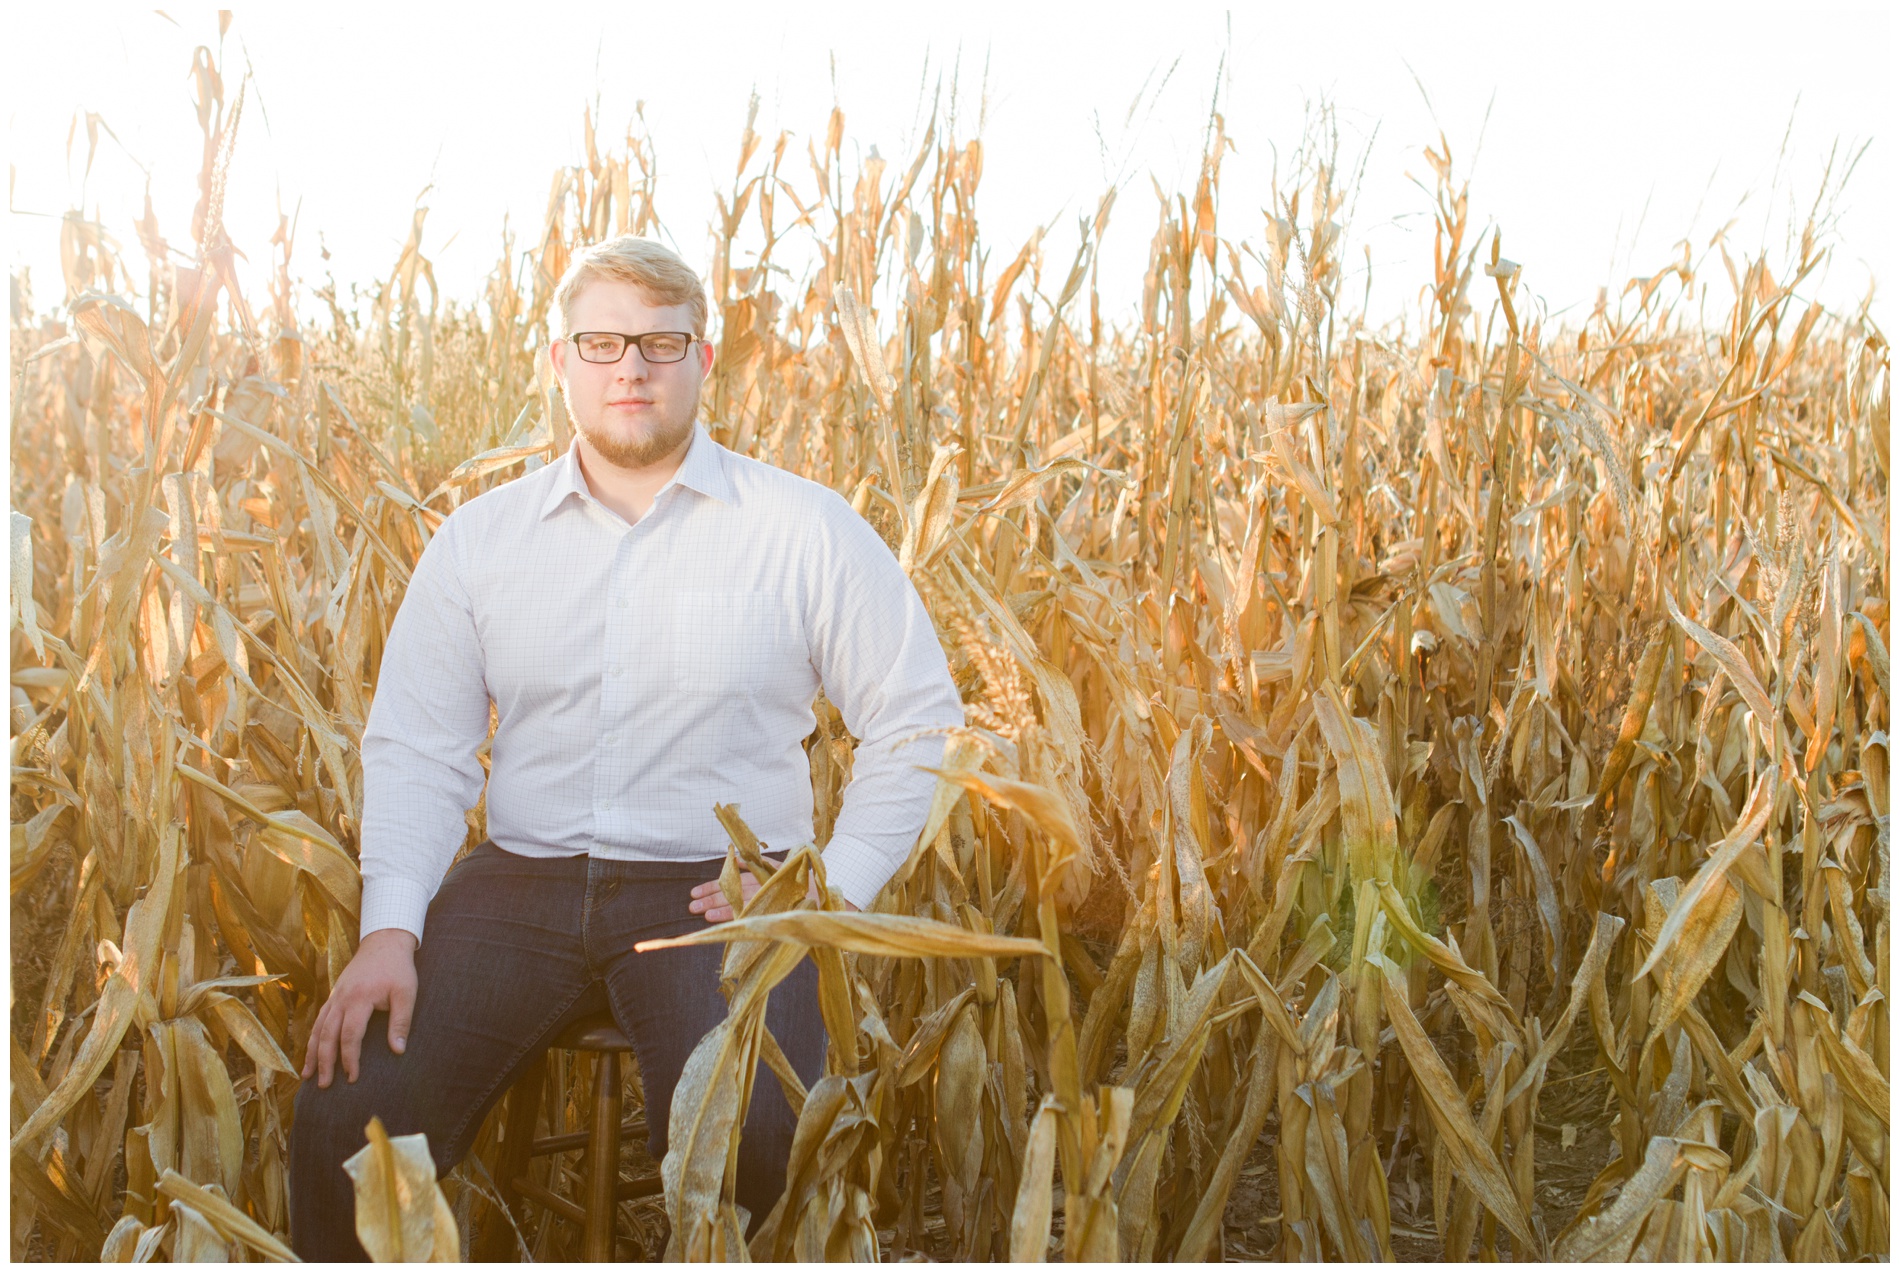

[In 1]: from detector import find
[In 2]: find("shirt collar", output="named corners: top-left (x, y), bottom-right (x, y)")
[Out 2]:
top-left (538, 422), bottom-right (736, 520)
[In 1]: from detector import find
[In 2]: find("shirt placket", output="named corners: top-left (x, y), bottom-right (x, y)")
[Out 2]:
top-left (588, 493), bottom-right (670, 858)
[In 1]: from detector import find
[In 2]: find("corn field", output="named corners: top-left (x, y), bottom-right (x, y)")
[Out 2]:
top-left (9, 35), bottom-right (1891, 1263)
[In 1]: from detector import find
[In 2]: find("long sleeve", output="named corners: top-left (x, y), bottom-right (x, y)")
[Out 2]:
top-left (357, 521), bottom-right (492, 943)
top-left (805, 494), bottom-right (967, 909)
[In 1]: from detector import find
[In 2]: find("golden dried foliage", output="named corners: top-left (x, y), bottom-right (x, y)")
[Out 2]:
top-left (10, 36), bottom-right (1890, 1263)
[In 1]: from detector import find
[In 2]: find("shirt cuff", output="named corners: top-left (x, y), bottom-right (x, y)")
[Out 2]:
top-left (820, 836), bottom-right (898, 912)
top-left (359, 876), bottom-right (434, 945)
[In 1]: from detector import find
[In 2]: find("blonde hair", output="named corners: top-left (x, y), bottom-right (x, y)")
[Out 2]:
top-left (550, 236), bottom-right (708, 338)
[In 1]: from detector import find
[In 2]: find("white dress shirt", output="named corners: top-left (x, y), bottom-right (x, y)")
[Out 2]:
top-left (357, 422), bottom-right (965, 942)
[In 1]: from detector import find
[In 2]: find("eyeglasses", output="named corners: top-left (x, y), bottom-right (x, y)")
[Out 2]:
top-left (568, 331), bottom-right (699, 364)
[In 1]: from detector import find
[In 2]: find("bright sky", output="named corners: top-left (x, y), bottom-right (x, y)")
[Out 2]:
top-left (7, 4), bottom-right (1893, 335)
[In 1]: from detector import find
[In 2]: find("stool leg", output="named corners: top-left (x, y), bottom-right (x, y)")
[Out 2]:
top-left (582, 1051), bottom-right (622, 1261)
top-left (478, 1054), bottom-right (546, 1261)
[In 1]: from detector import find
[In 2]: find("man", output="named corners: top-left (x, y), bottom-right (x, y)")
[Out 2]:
top-left (289, 236), bottom-right (964, 1260)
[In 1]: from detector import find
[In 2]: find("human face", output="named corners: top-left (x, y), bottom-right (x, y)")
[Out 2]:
top-left (550, 281), bottom-right (713, 472)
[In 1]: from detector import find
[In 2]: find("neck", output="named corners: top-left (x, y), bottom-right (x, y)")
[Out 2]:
top-left (574, 427), bottom-right (695, 524)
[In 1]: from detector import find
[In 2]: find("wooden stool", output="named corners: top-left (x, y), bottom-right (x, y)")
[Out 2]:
top-left (477, 1012), bottom-right (661, 1261)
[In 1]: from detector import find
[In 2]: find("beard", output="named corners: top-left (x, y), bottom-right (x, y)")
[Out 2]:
top-left (573, 400), bottom-right (696, 470)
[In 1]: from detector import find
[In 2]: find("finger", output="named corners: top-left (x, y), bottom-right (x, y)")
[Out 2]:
top-left (338, 1000), bottom-right (372, 1084)
top-left (703, 901), bottom-right (734, 924)
top-left (690, 880), bottom-right (718, 898)
top-left (301, 1001), bottom-right (322, 1076)
top-left (302, 1001), bottom-right (328, 1079)
top-left (387, 981), bottom-right (416, 1056)
top-left (314, 1003), bottom-right (342, 1088)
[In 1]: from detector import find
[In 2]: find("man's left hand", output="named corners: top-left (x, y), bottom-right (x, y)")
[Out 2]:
top-left (688, 870), bottom-right (859, 923)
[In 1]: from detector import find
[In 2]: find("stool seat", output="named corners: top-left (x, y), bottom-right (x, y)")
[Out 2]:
top-left (554, 1014), bottom-right (632, 1052)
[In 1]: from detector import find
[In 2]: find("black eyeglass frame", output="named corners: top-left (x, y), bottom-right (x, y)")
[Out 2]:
top-left (565, 330), bottom-right (703, 364)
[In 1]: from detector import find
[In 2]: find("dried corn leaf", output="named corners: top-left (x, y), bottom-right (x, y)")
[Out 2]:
top-left (341, 1117), bottom-right (458, 1262)
top-left (1372, 953), bottom-right (1539, 1253)
top-left (1636, 768), bottom-right (1775, 982)
top-left (638, 909), bottom-right (1050, 960)
top-left (155, 1171), bottom-right (294, 1261)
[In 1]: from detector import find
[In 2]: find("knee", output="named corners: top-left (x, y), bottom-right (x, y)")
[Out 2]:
top-left (767, 963), bottom-right (829, 1085)
top-left (292, 1064), bottom-right (476, 1181)
top-left (738, 1072), bottom-right (802, 1165)
top-left (291, 1072), bottom-right (385, 1158)
top-left (292, 1041), bottom-right (430, 1145)
top-left (293, 1073), bottom-right (357, 1134)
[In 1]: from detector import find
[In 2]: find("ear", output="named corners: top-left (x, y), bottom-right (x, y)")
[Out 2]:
top-left (697, 338), bottom-right (714, 376)
top-left (548, 337), bottom-right (569, 381)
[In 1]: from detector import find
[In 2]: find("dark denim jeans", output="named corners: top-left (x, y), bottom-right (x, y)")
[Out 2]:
top-left (287, 843), bottom-right (825, 1261)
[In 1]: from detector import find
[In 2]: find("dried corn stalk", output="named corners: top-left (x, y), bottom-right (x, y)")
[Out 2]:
top-left (9, 32), bottom-right (1888, 1264)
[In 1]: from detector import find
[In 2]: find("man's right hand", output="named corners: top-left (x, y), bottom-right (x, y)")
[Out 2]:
top-left (301, 927), bottom-right (419, 1088)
